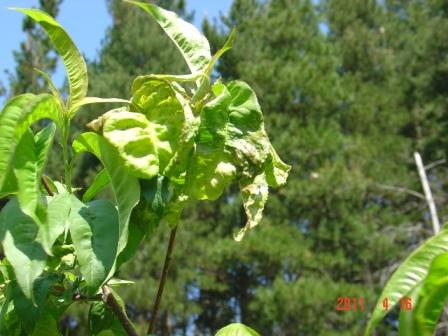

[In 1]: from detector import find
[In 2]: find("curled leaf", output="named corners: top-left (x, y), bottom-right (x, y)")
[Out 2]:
top-left (11, 8), bottom-right (88, 111)
top-left (126, 1), bottom-right (211, 74)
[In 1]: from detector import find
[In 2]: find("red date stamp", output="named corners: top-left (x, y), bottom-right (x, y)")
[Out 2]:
top-left (336, 297), bottom-right (365, 311)
top-left (336, 297), bottom-right (412, 312)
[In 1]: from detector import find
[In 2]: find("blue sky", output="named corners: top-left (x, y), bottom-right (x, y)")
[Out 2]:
top-left (0, 0), bottom-right (232, 98)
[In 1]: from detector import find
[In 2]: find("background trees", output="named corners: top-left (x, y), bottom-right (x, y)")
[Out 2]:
top-left (5, 0), bottom-right (448, 334)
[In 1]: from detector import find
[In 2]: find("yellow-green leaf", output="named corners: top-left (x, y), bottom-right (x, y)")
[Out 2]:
top-left (126, 1), bottom-right (211, 74)
top-left (11, 7), bottom-right (88, 110)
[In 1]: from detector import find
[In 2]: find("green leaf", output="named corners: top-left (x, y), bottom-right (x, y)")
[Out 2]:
top-left (413, 253), bottom-right (448, 335)
top-left (0, 95), bottom-right (33, 195)
top-left (265, 144), bottom-right (291, 187)
top-left (215, 323), bottom-right (260, 336)
top-left (365, 227), bottom-right (448, 335)
top-left (68, 196), bottom-right (119, 293)
top-left (13, 124), bottom-right (56, 230)
top-left (89, 108), bottom-right (159, 179)
top-left (69, 97), bottom-right (130, 116)
top-left (0, 199), bottom-right (47, 299)
top-left (13, 274), bottom-right (60, 334)
top-left (34, 68), bottom-right (64, 110)
top-left (0, 285), bottom-right (21, 336)
top-left (11, 7), bottom-right (88, 110)
top-left (225, 81), bottom-right (271, 166)
top-left (399, 284), bottom-right (421, 336)
top-left (72, 133), bottom-right (140, 257)
top-left (186, 80), bottom-right (274, 200)
top-left (107, 278), bottom-right (134, 287)
top-left (89, 79), bottom-right (188, 179)
top-left (126, 1), bottom-right (211, 74)
top-left (235, 173), bottom-right (269, 242)
top-left (205, 28), bottom-right (236, 77)
top-left (38, 192), bottom-right (71, 253)
top-left (185, 86), bottom-right (235, 200)
top-left (82, 169), bottom-right (111, 203)
top-left (32, 305), bottom-right (61, 336)
top-left (88, 290), bottom-right (130, 336)
top-left (0, 94), bottom-right (60, 197)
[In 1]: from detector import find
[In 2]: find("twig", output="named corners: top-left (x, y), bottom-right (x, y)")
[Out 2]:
top-left (414, 152), bottom-right (440, 234)
top-left (72, 293), bottom-right (103, 302)
top-left (40, 176), bottom-right (54, 196)
top-left (148, 227), bottom-right (178, 334)
top-left (375, 183), bottom-right (425, 200)
top-left (424, 158), bottom-right (446, 171)
top-left (102, 285), bottom-right (138, 336)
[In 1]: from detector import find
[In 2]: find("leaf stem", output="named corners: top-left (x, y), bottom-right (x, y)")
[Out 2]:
top-left (102, 285), bottom-right (138, 336)
top-left (62, 120), bottom-right (72, 193)
top-left (148, 227), bottom-right (178, 334)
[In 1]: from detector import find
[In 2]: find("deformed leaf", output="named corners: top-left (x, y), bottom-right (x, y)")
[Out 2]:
top-left (11, 7), bottom-right (88, 110)
top-left (185, 87), bottom-right (235, 200)
top-left (68, 196), bottom-right (119, 294)
top-left (265, 144), bottom-right (291, 187)
top-left (225, 80), bottom-right (271, 167)
top-left (126, 1), bottom-right (211, 74)
top-left (89, 79), bottom-right (189, 180)
top-left (0, 199), bottom-right (47, 300)
top-left (90, 109), bottom-right (159, 179)
top-left (235, 173), bottom-right (269, 242)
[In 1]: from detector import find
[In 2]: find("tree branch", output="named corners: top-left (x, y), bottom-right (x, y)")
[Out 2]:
top-left (414, 152), bottom-right (440, 234)
top-left (102, 285), bottom-right (138, 336)
top-left (72, 293), bottom-right (103, 302)
top-left (375, 182), bottom-right (425, 200)
top-left (148, 226), bottom-right (178, 334)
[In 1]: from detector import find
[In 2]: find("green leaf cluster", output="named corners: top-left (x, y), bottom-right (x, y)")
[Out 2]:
top-left (0, 2), bottom-right (289, 335)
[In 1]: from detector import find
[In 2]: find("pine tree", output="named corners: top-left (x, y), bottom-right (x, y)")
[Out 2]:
top-left (199, 0), bottom-right (425, 334)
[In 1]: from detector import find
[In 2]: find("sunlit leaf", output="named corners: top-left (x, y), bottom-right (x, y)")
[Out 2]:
top-left (13, 124), bottom-right (56, 234)
top-left (265, 144), bottom-right (291, 187)
top-left (413, 253), bottom-right (448, 335)
top-left (0, 94), bottom-right (60, 197)
top-left (185, 86), bottom-right (235, 200)
top-left (365, 227), bottom-right (448, 335)
top-left (0, 199), bottom-right (47, 300)
top-left (126, 1), bottom-right (211, 74)
top-left (11, 7), bottom-right (88, 110)
top-left (215, 323), bottom-right (260, 336)
top-left (38, 192), bottom-right (71, 253)
top-left (235, 173), bottom-right (269, 242)
top-left (398, 284), bottom-right (421, 336)
top-left (69, 97), bottom-right (130, 116)
top-left (82, 169), bottom-right (110, 203)
top-left (73, 133), bottom-right (140, 257)
top-left (68, 196), bottom-right (119, 293)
